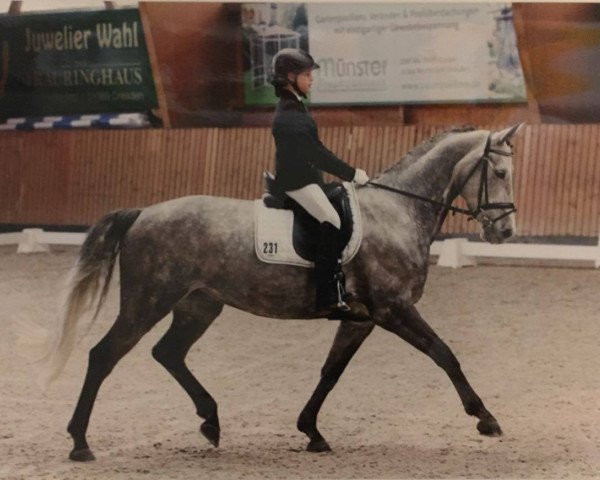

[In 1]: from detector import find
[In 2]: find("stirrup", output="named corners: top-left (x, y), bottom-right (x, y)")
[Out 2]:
top-left (336, 278), bottom-right (350, 311)
top-left (335, 300), bottom-right (351, 312)
top-left (323, 301), bottom-right (370, 322)
top-left (316, 284), bottom-right (370, 321)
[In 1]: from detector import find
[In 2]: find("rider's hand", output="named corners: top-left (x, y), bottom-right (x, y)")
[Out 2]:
top-left (353, 168), bottom-right (370, 185)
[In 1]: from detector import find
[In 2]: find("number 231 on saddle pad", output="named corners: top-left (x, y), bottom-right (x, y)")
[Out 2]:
top-left (254, 181), bottom-right (363, 268)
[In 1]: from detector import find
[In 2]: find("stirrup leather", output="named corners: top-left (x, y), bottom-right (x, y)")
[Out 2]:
top-left (334, 270), bottom-right (350, 311)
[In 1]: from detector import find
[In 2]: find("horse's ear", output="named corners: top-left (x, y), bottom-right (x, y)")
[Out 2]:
top-left (494, 123), bottom-right (525, 144)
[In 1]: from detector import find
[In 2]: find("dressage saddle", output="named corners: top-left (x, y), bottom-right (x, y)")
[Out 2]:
top-left (262, 171), bottom-right (354, 262)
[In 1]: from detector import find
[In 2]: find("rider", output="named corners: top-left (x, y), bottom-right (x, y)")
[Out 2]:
top-left (270, 48), bottom-right (370, 321)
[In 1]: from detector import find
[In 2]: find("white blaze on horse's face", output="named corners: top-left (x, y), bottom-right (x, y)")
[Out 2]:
top-left (460, 124), bottom-right (524, 244)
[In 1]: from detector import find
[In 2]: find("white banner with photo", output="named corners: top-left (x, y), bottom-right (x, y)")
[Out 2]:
top-left (307, 3), bottom-right (526, 104)
top-left (241, 3), bottom-right (526, 105)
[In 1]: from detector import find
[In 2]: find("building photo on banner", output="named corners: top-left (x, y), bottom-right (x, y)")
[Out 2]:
top-left (0, 1), bottom-right (599, 480)
top-left (242, 2), bottom-right (527, 105)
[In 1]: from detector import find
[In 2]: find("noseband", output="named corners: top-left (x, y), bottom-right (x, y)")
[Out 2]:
top-left (367, 133), bottom-right (517, 227)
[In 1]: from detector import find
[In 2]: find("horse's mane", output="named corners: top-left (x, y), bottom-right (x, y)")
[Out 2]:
top-left (375, 125), bottom-right (477, 178)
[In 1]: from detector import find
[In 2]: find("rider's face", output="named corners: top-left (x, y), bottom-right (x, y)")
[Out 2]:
top-left (289, 69), bottom-right (313, 95)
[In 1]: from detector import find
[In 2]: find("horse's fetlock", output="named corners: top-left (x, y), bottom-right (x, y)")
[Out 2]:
top-left (297, 412), bottom-right (315, 434)
top-left (465, 399), bottom-right (484, 416)
top-left (201, 405), bottom-right (218, 421)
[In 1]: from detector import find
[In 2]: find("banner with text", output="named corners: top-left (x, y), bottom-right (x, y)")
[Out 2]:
top-left (0, 8), bottom-right (158, 118)
top-left (242, 3), bottom-right (527, 105)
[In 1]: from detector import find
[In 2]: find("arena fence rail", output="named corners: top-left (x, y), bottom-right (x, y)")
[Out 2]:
top-left (1, 228), bottom-right (599, 268)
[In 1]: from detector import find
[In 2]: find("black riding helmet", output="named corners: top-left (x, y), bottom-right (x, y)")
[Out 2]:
top-left (271, 48), bottom-right (320, 98)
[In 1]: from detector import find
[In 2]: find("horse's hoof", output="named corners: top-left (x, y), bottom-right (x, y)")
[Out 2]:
top-left (477, 418), bottom-right (503, 437)
top-left (69, 448), bottom-right (96, 462)
top-left (200, 421), bottom-right (220, 447)
top-left (307, 438), bottom-right (332, 453)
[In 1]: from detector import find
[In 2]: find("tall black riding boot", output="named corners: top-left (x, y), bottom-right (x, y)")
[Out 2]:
top-left (314, 222), bottom-right (370, 321)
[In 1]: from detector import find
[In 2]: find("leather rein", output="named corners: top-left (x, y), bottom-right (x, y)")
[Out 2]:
top-left (367, 133), bottom-right (517, 228)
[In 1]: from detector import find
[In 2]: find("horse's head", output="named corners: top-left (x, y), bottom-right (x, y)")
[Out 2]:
top-left (452, 124), bottom-right (524, 244)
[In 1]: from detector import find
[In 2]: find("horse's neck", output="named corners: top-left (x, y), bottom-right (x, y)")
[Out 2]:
top-left (378, 140), bottom-right (464, 198)
top-left (370, 132), bottom-right (479, 242)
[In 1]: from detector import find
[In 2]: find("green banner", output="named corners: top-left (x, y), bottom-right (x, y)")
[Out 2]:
top-left (0, 8), bottom-right (158, 118)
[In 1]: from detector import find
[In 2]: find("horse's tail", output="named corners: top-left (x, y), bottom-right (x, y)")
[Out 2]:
top-left (40, 208), bottom-right (142, 386)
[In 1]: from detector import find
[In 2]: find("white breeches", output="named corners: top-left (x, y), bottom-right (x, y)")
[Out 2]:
top-left (286, 183), bottom-right (341, 229)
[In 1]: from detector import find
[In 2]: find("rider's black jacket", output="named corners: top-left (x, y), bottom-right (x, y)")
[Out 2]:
top-left (272, 89), bottom-right (356, 192)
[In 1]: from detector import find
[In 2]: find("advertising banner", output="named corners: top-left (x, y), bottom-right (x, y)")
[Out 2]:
top-left (242, 3), bottom-right (527, 106)
top-left (0, 8), bottom-right (158, 118)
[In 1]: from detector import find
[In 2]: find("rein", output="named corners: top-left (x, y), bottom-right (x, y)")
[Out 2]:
top-left (367, 133), bottom-right (517, 227)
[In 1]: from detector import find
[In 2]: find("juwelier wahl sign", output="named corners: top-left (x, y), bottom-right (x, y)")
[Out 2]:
top-left (0, 8), bottom-right (157, 118)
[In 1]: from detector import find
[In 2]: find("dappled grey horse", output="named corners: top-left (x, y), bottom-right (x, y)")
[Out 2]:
top-left (46, 124), bottom-right (523, 461)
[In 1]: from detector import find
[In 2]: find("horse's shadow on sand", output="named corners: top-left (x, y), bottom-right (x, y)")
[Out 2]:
top-left (103, 434), bottom-right (561, 479)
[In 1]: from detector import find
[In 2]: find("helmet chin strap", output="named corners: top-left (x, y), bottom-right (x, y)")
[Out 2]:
top-left (288, 74), bottom-right (307, 99)
top-left (291, 82), bottom-right (306, 99)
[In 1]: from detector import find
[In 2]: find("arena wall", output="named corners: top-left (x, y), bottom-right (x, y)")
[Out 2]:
top-left (1, 124), bottom-right (598, 239)
top-left (135, 3), bottom-right (600, 127)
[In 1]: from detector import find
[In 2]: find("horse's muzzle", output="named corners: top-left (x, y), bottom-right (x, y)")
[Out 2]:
top-left (481, 222), bottom-right (514, 244)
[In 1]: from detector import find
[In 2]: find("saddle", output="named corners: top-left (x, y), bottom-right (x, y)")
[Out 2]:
top-left (255, 172), bottom-right (362, 267)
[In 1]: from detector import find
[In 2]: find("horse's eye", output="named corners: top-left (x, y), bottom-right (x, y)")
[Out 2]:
top-left (494, 169), bottom-right (507, 179)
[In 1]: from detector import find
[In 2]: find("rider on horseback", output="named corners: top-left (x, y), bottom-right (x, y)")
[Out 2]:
top-left (270, 48), bottom-right (370, 321)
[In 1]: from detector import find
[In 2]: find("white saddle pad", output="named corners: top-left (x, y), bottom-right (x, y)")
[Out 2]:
top-left (254, 182), bottom-right (363, 268)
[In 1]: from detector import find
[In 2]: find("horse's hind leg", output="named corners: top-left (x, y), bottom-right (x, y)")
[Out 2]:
top-left (151, 291), bottom-right (223, 448)
top-left (298, 321), bottom-right (375, 452)
top-left (67, 308), bottom-right (166, 462)
top-left (376, 304), bottom-right (502, 436)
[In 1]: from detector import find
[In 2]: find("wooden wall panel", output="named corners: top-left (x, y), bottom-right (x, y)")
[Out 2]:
top-left (0, 125), bottom-right (598, 238)
top-left (513, 3), bottom-right (600, 123)
top-left (141, 2), bottom-right (242, 127)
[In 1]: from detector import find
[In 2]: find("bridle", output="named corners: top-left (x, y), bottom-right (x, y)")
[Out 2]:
top-left (367, 132), bottom-right (517, 229)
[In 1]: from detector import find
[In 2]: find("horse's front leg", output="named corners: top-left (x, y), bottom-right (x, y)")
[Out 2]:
top-left (298, 321), bottom-right (375, 452)
top-left (373, 303), bottom-right (502, 436)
